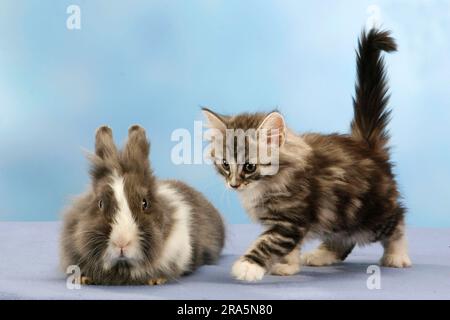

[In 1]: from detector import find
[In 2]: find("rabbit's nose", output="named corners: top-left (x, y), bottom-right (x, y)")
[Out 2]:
top-left (113, 239), bottom-right (131, 250)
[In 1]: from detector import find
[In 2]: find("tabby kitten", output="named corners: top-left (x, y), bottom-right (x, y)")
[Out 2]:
top-left (202, 29), bottom-right (411, 282)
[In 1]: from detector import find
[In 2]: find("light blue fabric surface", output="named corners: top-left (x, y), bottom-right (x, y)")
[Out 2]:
top-left (0, 222), bottom-right (449, 300)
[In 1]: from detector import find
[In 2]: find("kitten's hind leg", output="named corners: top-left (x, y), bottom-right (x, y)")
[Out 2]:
top-left (301, 239), bottom-right (355, 267)
top-left (270, 245), bottom-right (301, 276)
top-left (380, 223), bottom-right (412, 268)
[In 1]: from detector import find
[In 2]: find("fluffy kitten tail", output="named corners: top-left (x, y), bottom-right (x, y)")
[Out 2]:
top-left (351, 28), bottom-right (397, 150)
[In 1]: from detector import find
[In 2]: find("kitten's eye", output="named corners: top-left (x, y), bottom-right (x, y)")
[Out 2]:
top-left (222, 159), bottom-right (230, 171)
top-left (243, 162), bottom-right (256, 173)
top-left (98, 199), bottom-right (103, 209)
top-left (142, 198), bottom-right (149, 211)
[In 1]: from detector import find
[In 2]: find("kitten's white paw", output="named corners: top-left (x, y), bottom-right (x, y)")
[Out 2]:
top-left (300, 248), bottom-right (339, 266)
top-left (381, 254), bottom-right (412, 268)
top-left (231, 258), bottom-right (266, 282)
top-left (270, 262), bottom-right (300, 276)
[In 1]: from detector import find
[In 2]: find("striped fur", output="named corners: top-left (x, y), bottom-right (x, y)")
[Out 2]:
top-left (203, 29), bottom-right (411, 281)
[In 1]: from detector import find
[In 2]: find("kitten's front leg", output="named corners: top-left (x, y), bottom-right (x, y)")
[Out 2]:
top-left (231, 224), bottom-right (303, 282)
top-left (231, 257), bottom-right (266, 282)
top-left (301, 239), bottom-right (355, 266)
top-left (270, 245), bottom-right (301, 276)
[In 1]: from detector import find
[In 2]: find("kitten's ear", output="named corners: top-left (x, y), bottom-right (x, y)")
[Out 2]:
top-left (257, 112), bottom-right (286, 147)
top-left (95, 126), bottom-right (118, 160)
top-left (124, 125), bottom-right (150, 168)
top-left (202, 107), bottom-right (227, 131)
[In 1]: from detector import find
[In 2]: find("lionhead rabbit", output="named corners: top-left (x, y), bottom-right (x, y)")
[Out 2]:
top-left (60, 125), bottom-right (225, 285)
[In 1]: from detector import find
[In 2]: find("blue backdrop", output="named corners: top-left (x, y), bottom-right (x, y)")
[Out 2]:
top-left (1, 1), bottom-right (449, 226)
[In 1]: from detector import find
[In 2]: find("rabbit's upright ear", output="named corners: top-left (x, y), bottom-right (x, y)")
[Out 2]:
top-left (89, 126), bottom-right (119, 181)
top-left (123, 125), bottom-right (150, 171)
top-left (95, 126), bottom-right (118, 160)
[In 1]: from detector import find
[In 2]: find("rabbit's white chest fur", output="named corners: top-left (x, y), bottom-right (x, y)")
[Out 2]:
top-left (155, 182), bottom-right (193, 273)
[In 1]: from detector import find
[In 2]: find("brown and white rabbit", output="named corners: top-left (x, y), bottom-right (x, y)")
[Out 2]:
top-left (60, 125), bottom-right (225, 285)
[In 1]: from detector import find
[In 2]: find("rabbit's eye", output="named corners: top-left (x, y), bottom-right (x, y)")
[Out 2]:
top-left (142, 198), bottom-right (149, 211)
top-left (98, 199), bottom-right (103, 209)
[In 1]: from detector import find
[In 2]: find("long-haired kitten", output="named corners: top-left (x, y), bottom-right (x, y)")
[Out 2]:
top-left (202, 29), bottom-right (411, 282)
